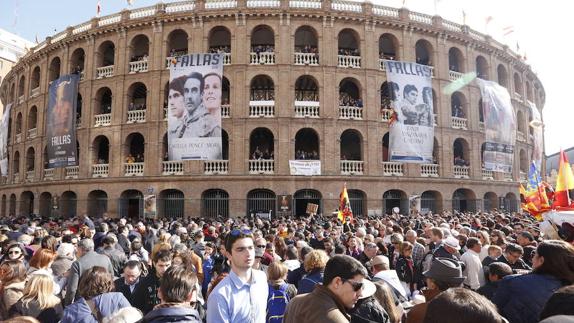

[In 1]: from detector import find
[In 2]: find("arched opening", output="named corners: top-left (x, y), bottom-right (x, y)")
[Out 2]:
top-left (453, 138), bottom-right (470, 166)
top-left (222, 76), bottom-right (230, 106)
top-left (13, 151), bottom-right (20, 175)
top-left (19, 191), bottom-right (34, 216)
top-left (247, 189), bottom-right (276, 218)
top-left (517, 110), bottom-right (525, 135)
top-left (251, 25), bottom-right (275, 53)
top-left (96, 87), bottom-right (112, 114)
top-left (1, 195), bottom-right (6, 218)
top-left (295, 128), bottom-right (319, 160)
top-left (340, 129), bottom-right (362, 161)
top-left (159, 189), bottom-right (185, 219)
top-left (222, 129), bottom-right (229, 160)
top-left (18, 76), bottom-right (25, 98)
top-left (167, 29), bottom-right (189, 57)
top-left (15, 113), bottom-right (22, 135)
top-left (382, 132), bottom-right (389, 161)
top-left (76, 93), bottom-right (82, 126)
top-left (476, 56), bottom-right (488, 80)
top-left (514, 73), bottom-right (523, 96)
top-left (208, 26), bottom-right (231, 54)
top-left (503, 192), bottom-right (518, 213)
top-left (60, 191), bottom-right (77, 219)
top-left (28, 106), bottom-right (38, 131)
top-left (129, 34), bottom-right (149, 62)
top-left (70, 48), bottom-right (85, 74)
top-left (421, 191), bottom-right (443, 214)
top-left (380, 81), bottom-right (398, 111)
top-left (383, 190), bottom-right (408, 215)
top-left (294, 189), bottom-right (321, 216)
top-left (520, 149), bottom-right (528, 173)
top-left (295, 75), bottom-right (319, 102)
top-left (448, 47), bottom-right (464, 72)
top-left (87, 190), bottom-right (108, 219)
top-left (39, 192), bottom-right (52, 219)
top-left (31, 67), bottom-right (40, 90)
top-left (25, 147), bottom-right (34, 171)
top-left (483, 192), bottom-right (498, 211)
top-left (128, 82), bottom-right (147, 111)
top-left (249, 128), bottom-right (274, 160)
top-left (97, 41), bottom-right (115, 67)
top-left (348, 189), bottom-right (365, 217)
top-left (49, 57), bottom-right (61, 82)
top-left (338, 29), bottom-right (360, 56)
top-left (378, 33), bottom-right (399, 60)
top-left (119, 189), bottom-right (143, 220)
top-left (526, 82), bottom-right (533, 102)
top-left (452, 188), bottom-right (477, 212)
top-left (9, 194), bottom-right (16, 217)
top-left (201, 189), bottom-right (229, 219)
top-left (125, 133), bottom-right (145, 163)
top-left (497, 64), bottom-right (508, 88)
top-left (478, 98), bottom-right (484, 123)
top-left (415, 39), bottom-right (433, 66)
top-left (294, 25), bottom-right (318, 59)
top-left (339, 78), bottom-right (362, 107)
top-left (250, 75), bottom-right (274, 101)
top-left (451, 91), bottom-right (466, 118)
top-left (93, 135), bottom-right (110, 164)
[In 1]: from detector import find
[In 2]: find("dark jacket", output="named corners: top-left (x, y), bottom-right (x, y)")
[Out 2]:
top-left (61, 292), bottom-right (131, 323)
top-left (100, 246), bottom-right (128, 278)
top-left (493, 273), bottom-right (564, 323)
top-left (142, 305), bottom-right (201, 323)
top-left (287, 263), bottom-right (306, 288)
top-left (297, 270), bottom-right (323, 295)
top-left (64, 251), bottom-right (114, 306)
top-left (350, 296), bottom-right (390, 323)
top-left (405, 287), bottom-right (441, 323)
top-left (114, 277), bottom-right (146, 309)
top-left (138, 268), bottom-right (162, 314)
top-left (497, 255), bottom-right (532, 272)
top-left (477, 280), bottom-right (499, 301)
top-left (117, 234), bottom-right (131, 254)
top-left (396, 255), bottom-right (422, 292)
top-left (9, 299), bottom-right (63, 323)
top-left (51, 256), bottom-right (74, 278)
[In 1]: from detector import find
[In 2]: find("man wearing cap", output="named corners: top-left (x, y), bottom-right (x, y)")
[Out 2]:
top-left (405, 257), bottom-right (466, 323)
top-left (434, 235), bottom-right (461, 261)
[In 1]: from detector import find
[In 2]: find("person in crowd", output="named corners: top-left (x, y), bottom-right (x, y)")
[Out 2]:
top-left (396, 241), bottom-right (421, 298)
top-left (372, 281), bottom-right (403, 323)
top-left (102, 307), bottom-right (143, 323)
top-left (64, 238), bottom-right (114, 305)
top-left (482, 245), bottom-right (503, 267)
top-left (206, 229), bottom-right (268, 323)
top-left (138, 249), bottom-right (172, 314)
top-left (349, 277), bottom-right (389, 323)
top-left (128, 239), bottom-right (149, 264)
top-left (266, 261), bottom-right (297, 323)
top-left (516, 231), bottom-right (537, 267)
top-left (496, 243), bottom-right (531, 272)
top-left (357, 242), bottom-right (379, 270)
top-left (284, 255), bottom-right (369, 323)
top-left (477, 262), bottom-right (512, 300)
top-left (114, 260), bottom-right (145, 309)
top-left (476, 230), bottom-right (491, 261)
top-left (61, 266), bottom-right (131, 323)
top-left (51, 243), bottom-right (75, 279)
top-left (100, 235), bottom-right (128, 278)
top-left (287, 245), bottom-right (312, 288)
top-left (370, 255), bottom-right (408, 304)
top-left (297, 249), bottom-right (329, 294)
top-left (27, 248), bottom-right (61, 295)
top-left (8, 274), bottom-right (63, 323)
top-left (201, 242), bottom-right (215, 297)
top-left (493, 240), bottom-right (574, 323)
top-left (460, 237), bottom-right (484, 290)
top-left (539, 285), bottom-right (574, 322)
top-left (405, 230), bottom-right (426, 268)
top-left (422, 288), bottom-right (506, 323)
top-left (0, 260), bottom-right (27, 319)
top-left (141, 266), bottom-right (201, 322)
top-left (2, 243), bottom-right (27, 264)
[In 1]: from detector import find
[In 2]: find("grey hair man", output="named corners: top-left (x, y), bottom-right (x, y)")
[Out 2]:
top-left (405, 230), bottom-right (426, 267)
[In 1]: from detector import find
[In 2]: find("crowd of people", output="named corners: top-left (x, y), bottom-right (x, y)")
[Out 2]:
top-left (339, 48), bottom-right (361, 56)
top-left (295, 150), bottom-right (319, 160)
top-left (251, 146), bottom-right (274, 160)
top-left (208, 46), bottom-right (231, 54)
top-left (0, 208), bottom-right (571, 323)
top-left (339, 92), bottom-right (363, 108)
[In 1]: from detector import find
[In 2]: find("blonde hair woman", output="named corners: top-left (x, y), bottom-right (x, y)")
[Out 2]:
top-left (9, 274), bottom-right (63, 322)
top-left (297, 249), bottom-right (329, 294)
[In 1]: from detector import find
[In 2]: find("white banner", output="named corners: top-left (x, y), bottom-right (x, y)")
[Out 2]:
top-left (289, 160), bottom-right (321, 176)
top-left (385, 60), bottom-right (434, 163)
top-left (477, 79), bottom-right (516, 173)
top-left (168, 54), bottom-right (223, 160)
top-left (528, 101), bottom-right (543, 167)
top-left (0, 103), bottom-right (11, 176)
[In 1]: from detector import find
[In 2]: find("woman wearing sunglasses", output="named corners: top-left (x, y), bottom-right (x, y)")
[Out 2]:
top-left (2, 243), bottom-right (27, 264)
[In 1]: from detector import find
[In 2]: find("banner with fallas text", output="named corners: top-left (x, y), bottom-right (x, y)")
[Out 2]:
top-left (168, 54), bottom-right (223, 160)
top-left (385, 60), bottom-right (434, 163)
top-left (0, 103), bottom-right (11, 176)
top-left (477, 79), bottom-right (516, 173)
top-left (47, 74), bottom-right (79, 168)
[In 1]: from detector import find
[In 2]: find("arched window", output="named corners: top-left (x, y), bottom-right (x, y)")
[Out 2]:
top-left (159, 189), bottom-right (185, 219)
top-left (415, 40), bottom-right (433, 66)
top-left (167, 29), bottom-right (189, 57)
top-left (295, 128), bottom-right (319, 160)
top-left (202, 189), bottom-right (229, 219)
top-left (379, 33), bottom-right (399, 60)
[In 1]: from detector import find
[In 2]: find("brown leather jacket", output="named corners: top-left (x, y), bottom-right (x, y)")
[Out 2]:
top-left (284, 285), bottom-right (350, 323)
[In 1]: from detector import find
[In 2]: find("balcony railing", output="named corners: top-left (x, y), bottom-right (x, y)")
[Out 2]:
top-left (420, 164), bottom-right (439, 177)
top-left (338, 55), bottom-right (361, 68)
top-left (127, 110), bottom-right (146, 123)
top-left (15, 133), bottom-right (22, 143)
top-left (381, 108), bottom-right (393, 121)
top-left (96, 65), bottom-right (114, 79)
top-left (65, 166), bottom-right (79, 179)
top-left (43, 168), bottom-right (55, 181)
top-left (453, 165), bottom-right (470, 179)
top-left (339, 106), bottom-right (363, 120)
top-left (222, 53), bottom-right (231, 65)
top-left (249, 101), bottom-right (275, 117)
top-left (514, 92), bottom-right (522, 102)
top-left (482, 168), bottom-right (494, 180)
top-left (205, 0), bottom-right (237, 9)
top-left (340, 160), bottom-right (364, 175)
top-left (124, 162), bottom-right (144, 176)
top-left (249, 159), bottom-right (274, 174)
top-left (13, 173), bottom-right (19, 183)
top-left (294, 53), bottom-right (319, 65)
top-left (31, 87), bottom-right (40, 97)
top-left (26, 170), bottom-right (35, 182)
top-left (290, 0), bottom-right (321, 8)
top-left (221, 104), bottom-right (230, 118)
top-left (18, 95), bottom-right (24, 105)
top-left (449, 70), bottom-right (463, 82)
top-left (517, 131), bottom-right (526, 142)
top-left (27, 128), bottom-right (37, 139)
top-left (250, 52), bottom-right (275, 65)
top-left (129, 59), bottom-right (148, 73)
top-left (503, 172), bottom-right (514, 181)
top-left (94, 113), bottom-right (112, 127)
top-left (382, 162), bottom-right (404, 176)
top-left (247, 0), bottom-right (280, 7)
top-left (162, 161), bottom-right (184, 175)
top-left (80, 71), bottom-right (85, 81)
top-left (204, 160), bottom-right (229, 175)
top-left (294, 101), bottom-right (320, 118)
top-left (92, 163), bottom-right (109, 178)
top-left (379, 59), bottom-right (386, 71)
top-left (451, 116), bottom-right (468, 130)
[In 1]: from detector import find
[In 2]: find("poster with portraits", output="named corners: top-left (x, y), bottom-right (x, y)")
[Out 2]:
top-left (167, 53), bottom-right (223, 160)
top-left (528, 101), bottom-right (543, 167)
top-left (47, 74), bottom-right (79, 168)
top-left (477, 79), bottom-right (516, 173)
top-left (0, 103), bottom-right (11, 176)
top-left (144, 195), bottom-right (157, 219)
top-left (384, 60), bottom-right (434, 163)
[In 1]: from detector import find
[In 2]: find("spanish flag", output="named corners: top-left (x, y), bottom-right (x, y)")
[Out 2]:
top-left (552, 150), bottom-right (574, 208)
top-left (337, 183), bottom-right (353, 224)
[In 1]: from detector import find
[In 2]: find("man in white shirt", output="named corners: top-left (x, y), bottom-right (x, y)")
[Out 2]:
top-left (370, 255), bottom-right (408, 302)
top-left (460, 237), bottom-right (485, 290)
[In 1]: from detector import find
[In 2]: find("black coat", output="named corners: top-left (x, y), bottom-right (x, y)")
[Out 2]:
top-left (114, 278), bottom-right (147, 310)
top-left (137, 269), bottom-right (162, 314)
top-left (350, 296), bottom-right (390, 323)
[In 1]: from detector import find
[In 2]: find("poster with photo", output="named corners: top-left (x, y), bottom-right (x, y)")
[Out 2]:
top-left (0, 103), bottom-right (11, 176)
top-left (167, 53), bottom-right (223, 160)
top-left (384, 60), bottom-right (434, 163)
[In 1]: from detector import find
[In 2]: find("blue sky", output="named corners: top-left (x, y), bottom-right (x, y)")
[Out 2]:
top-left (1, 0), bottom-right (571, 155)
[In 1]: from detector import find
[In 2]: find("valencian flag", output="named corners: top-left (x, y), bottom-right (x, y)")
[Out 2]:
top-left (521, 162), bottom-right (550, 220)
top-left (337, 183), bottom-right (353, 224)
top-left (552, 150), bottom-right (574, 208)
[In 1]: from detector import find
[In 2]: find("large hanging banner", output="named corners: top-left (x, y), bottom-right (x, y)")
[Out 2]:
top-left (168, 54), bottom-right (223, 160)
top-left (47, 74), bottom-right (79, 168)
top-left (528, 101), bottom-right (543, 167)
top-left (0, 103), bottom-right (11, 176)
top-left (385, 60), bottom-right (434, 163)
top-left (477, 79), bottom-right (516, 173)
top-left (289, 160), bottom-right (321, 176)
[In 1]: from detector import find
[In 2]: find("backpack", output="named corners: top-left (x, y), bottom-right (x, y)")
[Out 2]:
top-left (266, 283), bottom-right (290, 323)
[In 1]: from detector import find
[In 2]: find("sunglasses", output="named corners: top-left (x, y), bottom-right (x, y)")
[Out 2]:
top-left (256, 245), bottom-right (266, 248)
top-left (8, 250), bottom-right (21, 255)
top-left (343, 279), bottom-right (364, 292)
top-left (230, 229), bottom-right (252, 236)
